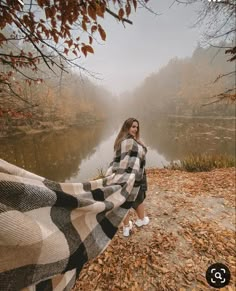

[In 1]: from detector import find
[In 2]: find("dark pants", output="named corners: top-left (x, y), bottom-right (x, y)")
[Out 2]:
top-left (132, 190), bottom-right (146, 210)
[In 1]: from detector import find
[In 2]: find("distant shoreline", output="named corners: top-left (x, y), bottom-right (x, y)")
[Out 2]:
top-left (1, 115), bottom-right (235, 139)
top-left (168, 115), bottom-right (236, 120)
top-left (0, 118), bottom-right (104, 139)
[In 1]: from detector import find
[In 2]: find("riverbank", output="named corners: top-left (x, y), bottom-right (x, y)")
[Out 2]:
top-left (0, 116), bottom-right (104, 138)
top-left (74, 167), bottom-right (235, 291)
top-left (168, 115), bottom-right (236, 120)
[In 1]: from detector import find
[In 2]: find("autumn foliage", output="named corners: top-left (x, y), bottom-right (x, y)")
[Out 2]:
top-left (0, 0), bottom-right (147, 95)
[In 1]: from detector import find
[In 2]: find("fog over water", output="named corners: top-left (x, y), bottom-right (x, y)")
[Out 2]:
top-left (1, 1), bottom-right (234, 182)
top-left (1, 117), bottom-right (234, 182)
top-left (82, 0), bottom-right (203, 95)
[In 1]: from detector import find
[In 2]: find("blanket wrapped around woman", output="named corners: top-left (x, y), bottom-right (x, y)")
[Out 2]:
top-left (0, 136), bottom-right (146, 290)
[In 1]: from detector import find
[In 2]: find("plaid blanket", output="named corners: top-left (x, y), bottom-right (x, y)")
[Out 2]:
top-left (0, 137), bottom-right (146, 290)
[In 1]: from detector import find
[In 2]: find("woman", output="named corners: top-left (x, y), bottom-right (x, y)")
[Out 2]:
top-left (107, 117), bottom-right (149, 237)
top-left (0, 118), bottom-right (149, 289)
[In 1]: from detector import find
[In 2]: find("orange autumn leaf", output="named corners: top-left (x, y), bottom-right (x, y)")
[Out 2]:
top-left (118, 8), bottom-right (125, 20)
top-left (91, 25), bottom-right (97, 34)
top-left (82, 20), bottom-right (87, 32)
top-left (85, 45), bottom-right (94, 54)
top-left (81, 46), bottom-right (87, 57)
top-left (125, 4), bottom-right (131, 17)
top-left (64, 48), bottom-right (69, 55)
top-left (88, 4), bottom-right (96, 21)
top-left (98, 25), bottom-right (106, 41)
top-left (96, 3), bottom-right (105, 18)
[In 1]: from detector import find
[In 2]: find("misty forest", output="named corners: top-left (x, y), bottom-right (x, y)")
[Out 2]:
top-left (0, 1), bottom-right (235, 135)
top-left (0, 0), bottom-right (235, 290)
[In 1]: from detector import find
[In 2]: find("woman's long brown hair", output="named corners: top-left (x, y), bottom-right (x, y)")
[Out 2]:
top-left (114, 118), bottom-right (140, 151)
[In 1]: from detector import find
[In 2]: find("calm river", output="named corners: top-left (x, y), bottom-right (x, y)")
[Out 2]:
top-left (0, 117), bottom-right (235, 182)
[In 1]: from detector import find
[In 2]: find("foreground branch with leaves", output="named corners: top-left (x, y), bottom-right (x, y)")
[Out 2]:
top-left (0, 0), bottom-right (150, 100)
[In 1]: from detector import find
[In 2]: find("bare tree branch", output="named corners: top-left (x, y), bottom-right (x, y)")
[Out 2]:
top-left (105, 7), bottom-right (133, 24)
top-left (214, 71), bottom-right (236, 83)
top-left (202, 88), bottom-right (236, 106)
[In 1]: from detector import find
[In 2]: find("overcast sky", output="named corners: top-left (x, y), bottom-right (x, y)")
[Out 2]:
top-left (78, 0), bottom-right (203, 96)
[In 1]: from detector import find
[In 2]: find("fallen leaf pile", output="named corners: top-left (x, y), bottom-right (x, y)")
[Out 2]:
top-left (147, 167), bottom-right (235, 206)
top-left (74, 168), bottom-right (235, 291)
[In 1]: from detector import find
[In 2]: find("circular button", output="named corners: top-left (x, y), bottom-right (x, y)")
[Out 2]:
top-left (206, 263), bottom-right (231, 288)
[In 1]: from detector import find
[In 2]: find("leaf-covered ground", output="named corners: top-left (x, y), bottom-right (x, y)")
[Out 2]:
top-left (74, 168), bottom-right (235, 291)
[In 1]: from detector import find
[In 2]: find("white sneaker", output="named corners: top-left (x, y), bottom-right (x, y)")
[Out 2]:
top-left (123, 221), bottom-right (133, 237)
top-left (135, 216), bottom-right (150, 227)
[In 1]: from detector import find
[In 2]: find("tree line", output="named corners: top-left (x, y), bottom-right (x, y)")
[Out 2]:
top-left (118, 43), bottom-right (235, 119)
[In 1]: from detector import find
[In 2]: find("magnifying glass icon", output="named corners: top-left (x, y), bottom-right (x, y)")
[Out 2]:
top-left (215, 272), bottom-right (222, 280)
top-left (206, 263), bottom-right (231, 288)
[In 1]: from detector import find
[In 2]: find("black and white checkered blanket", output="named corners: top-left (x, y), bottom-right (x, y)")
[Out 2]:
top-left (0, 137), bottom-right (146, 290)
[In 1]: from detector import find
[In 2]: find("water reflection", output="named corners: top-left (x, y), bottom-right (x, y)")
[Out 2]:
top-left (66, 132), bottom-right (118, 182)
top-left (141, 117), bottom-right (235, 161)
top-left (0, 123), bottom-right (114, 182)
top-left (0, 117), bottom-right (234, 183)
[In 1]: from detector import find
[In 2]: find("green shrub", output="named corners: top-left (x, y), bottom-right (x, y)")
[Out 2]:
top-left (166, 154), bottom-right (235, 172)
